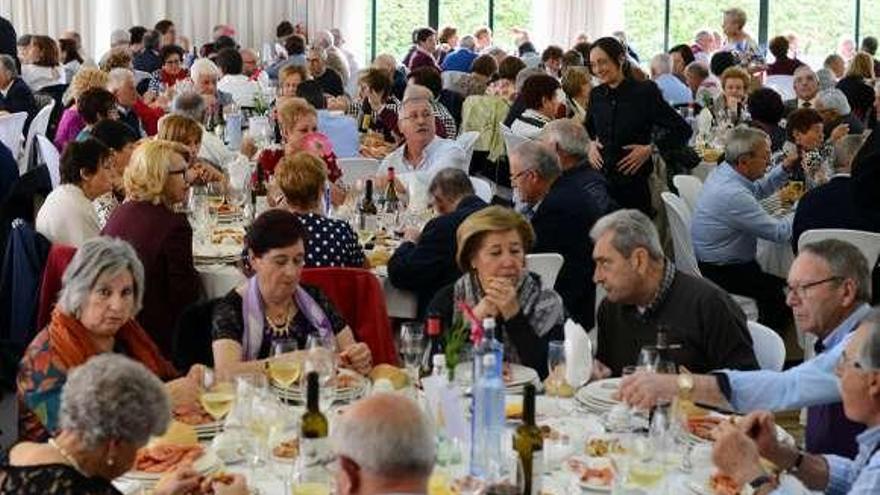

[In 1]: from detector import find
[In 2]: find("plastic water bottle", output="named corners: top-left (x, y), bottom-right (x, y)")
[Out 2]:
top-left (470, 352), bottom-right (505, 479)
top-left (225, 111), bottom-right (243, 151)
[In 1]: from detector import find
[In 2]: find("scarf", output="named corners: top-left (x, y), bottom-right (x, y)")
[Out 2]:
top-left (159, 69), bottom-right (188, 89)
top-left (241, 276), bottom-right (333, 360)
top-left (47, 309), bottom-right (177, 380)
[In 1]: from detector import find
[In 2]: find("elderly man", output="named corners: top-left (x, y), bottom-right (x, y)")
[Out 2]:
top-left (815, 88), bottom-right (866, 138)
top-left (171, 92), bottom-right (235, 168)
top-left (692, 126), bottom-right (798, 332)
top-left (388, 168), bottom-right (487, 315)
top-left (441, 35), bottom-right (478, 73)
top-left (215, 48), bottom-right (260, 108)
top-left (621, 240), bottom-right (873, 459)
top-left (650, 53), bottom-right (692, 106)
top-left (712, 308), bottom-right (880, 493)
top-left (592, 209), bottom-right (757, 376)
top-left (511, 139), bottom-right (605, 328)
top-left (684, 61), bottom-right (720, 103)
top-left (239, 48), bottom-right (262, 80)
top-left (0, 54), bottom-right (37, 126)
top-left (189, 58), bottom-right (234, 117)
top-left (332, 393), bottom-right (435, 495)
top-left (307, 46), bottom-right (344, 97)
top-left (106, 68), bottom-right (143, 137)
top-left (784, 65), bottom-right (820, 116)
top-left (691, 30), bottom-right (715, 64)
top-left (793, 136), bottom-right (880, 251)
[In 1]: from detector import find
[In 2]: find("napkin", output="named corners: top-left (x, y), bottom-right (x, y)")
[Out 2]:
top-left (226, 155), bottom-right (252, 191)
top-left (696, 107), bottom-right (714, 136)
top-left (564, 318), bottom-right (592, 388)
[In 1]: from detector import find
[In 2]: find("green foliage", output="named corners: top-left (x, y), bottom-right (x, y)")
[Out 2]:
top-left (444, 313), bottom-right (470, 382)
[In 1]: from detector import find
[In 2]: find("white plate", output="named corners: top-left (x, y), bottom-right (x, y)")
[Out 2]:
top-left (193, 243), bottom-right (242, 258)
top-left (575, 379), bottom-right (621, 408)
top-left (566, 456), bottom-right (614, 492)
top-left (454, 362), bottom-right (539, 387)
top-left (686, 413), bottom-right (796, 447)
top-left (122, 450), bottom-right (219, 482)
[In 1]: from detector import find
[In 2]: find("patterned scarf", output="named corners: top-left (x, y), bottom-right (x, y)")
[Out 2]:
top-left (241, 276), bottom-right (333, 360)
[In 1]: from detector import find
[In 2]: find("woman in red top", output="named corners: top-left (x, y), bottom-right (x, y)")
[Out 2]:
top-left (147, 45), bottom-right (189, 95)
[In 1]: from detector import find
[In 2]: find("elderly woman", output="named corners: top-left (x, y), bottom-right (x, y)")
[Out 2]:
top-left (426, 206), bottom-right (565, 379)
top-left (101, 140), bottom-right (202, 359)
top-left (713, 66), bottom-right (750, 125)
top-left (21, 35), bottom-right (64, 91)
top-left (720, 7), bottom-right (762, 70)
top-left (836, 52), bottom-right (876, 122)
top-left (510, 73), bottom-right (561, 139)
top-left (89, 120), bottom-right (139, 228)
top-left (211, 209), bottom-right (372, 375)
top-left (815, 88), bottom-right (866, 138)
top-left (278, 64), bottom-right (309, 100)
top-left (746, 87), bottom-right (786, 152)
top-left (36, 139), bottom-right (113, 247)
top-left (10, 353), bottom-right (246, 494)
top-left (275, 152), bottom-right (365, 268)
top-left (147, 44), bottom-right (189, 95)
top-left (561, 67), bottom-right (591, 121)
top-left (785, 107), bottom-right (850, 189)
top-left (157, 113), bottom-right (227, 183)
top-left (73, 88), bottom-right (119, 143)
top-left (188, 58), bottom-right (234, 118)
top-left (329, 67), bottom-right (399, 144)
top-left (54, 67), bottom-right (109, 151)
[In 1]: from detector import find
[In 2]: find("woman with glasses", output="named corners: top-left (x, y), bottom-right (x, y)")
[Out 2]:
top-left (101, 140), bottom-right (202, 360)
top-left (147, 44), bottom-right (189, 95)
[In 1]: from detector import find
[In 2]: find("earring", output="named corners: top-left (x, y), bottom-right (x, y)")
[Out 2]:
top-left (106, 457), bottom-right (114, 466)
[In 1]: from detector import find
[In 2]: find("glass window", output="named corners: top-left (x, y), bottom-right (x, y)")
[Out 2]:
top-left (622, 0), bottom-right (665, 65)
top-left (439, 2), bottom-right (490, 49)
top-left (860, 4), bottom-right (880, 58)
top-left (669, 1), bottom-right (759, 51)
top-left (491, 0), bottom-right (535, 54)
top-left (769, 0), bottom-right (855, 69)
top-left (374, 0), bottom-right (429, 63)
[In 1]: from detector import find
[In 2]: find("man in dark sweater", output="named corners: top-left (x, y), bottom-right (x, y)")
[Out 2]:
top-left (617, 239), bottom-right (874, 459)
top-left (590, 209), bottom-right (758, 377)
top-left (388, 168), bottom-right (487, 316)
top-left (307, 46), bottom-right (344, 97)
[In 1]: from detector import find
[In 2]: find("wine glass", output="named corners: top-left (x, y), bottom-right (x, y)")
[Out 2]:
top-left (636, 346), bottom-right (659, 373)
top-left (546, 340), bottom-right (567, 416)
top-left (269, 339), bottom-right (301, 389)
top-left (400, 322), bottom-right (425, 385)
top-left (200, 369), bottom-right (235, 422)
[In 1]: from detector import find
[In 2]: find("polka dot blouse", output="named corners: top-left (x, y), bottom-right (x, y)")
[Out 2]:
top-left (296, 212), bottom-right (366, 268)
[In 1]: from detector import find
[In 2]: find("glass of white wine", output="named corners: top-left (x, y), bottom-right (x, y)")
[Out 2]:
top-left (269, 339), bottom-right (301, 389)
top-left (200, 369), bottom-right (235, 422)
top-left (623, 436), bottom-right (666, 490)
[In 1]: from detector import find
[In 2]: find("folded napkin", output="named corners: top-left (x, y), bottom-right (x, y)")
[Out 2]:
top-left (564, 319), bottom-right (592, 388)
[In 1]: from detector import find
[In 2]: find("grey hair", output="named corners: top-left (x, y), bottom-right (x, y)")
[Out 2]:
top-left (541, 118), bottom-right (590, 158)
top-left (816, 88), bottom-right (851, 116)
top-left (0, 54), bottom-right (17, 77)
top-left (428, 167), bottom-right (474, 200)
top-left (110, 29), bottom-right (130, 47)
top-left (57, 237), bottom-right (145, 317)
top-left (794, 65), bottom-right (818, 82)
top-left (857, 308), bottom-right (880, 370)
top-left (651, 53), bottom-right (672, 75)
top-left (189, 57), bottom-right (220, 81)
top-left (60, 354), bottom-right (170, 450)
top-left (800, 239), bottom-right (872, 303)
top-left (511, 140), bottom-right (561, 182)
top-left (314, 30), bottom-right (334, 50)
top-left (590, 209), bottom-right (664, 260)
top-left (459, 35), bottom-right (476, 50)
top-left (331, 393), bottom-right (435, 477)
top-left (308, 46), bottom-right (327, 61)
top-left (816, 68), bottom-right (837, 91)
top-left (515, 68), bottom-right (544, 92)
top-left (398, 86), bottom-right (433, 119)
top-left (724, 126), bottom-right (770, 166)
top-left (833, 134), bottom-right (865, 172)
top-left (171, 91), bottom-right (207, 122)
top-left (685, 61), bottom-right (709, 79)
top-left (106, 67), bottom-right (134, 92)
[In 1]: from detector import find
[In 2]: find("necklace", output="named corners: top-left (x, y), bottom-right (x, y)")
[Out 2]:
top-left (48, 438), bottom-right (85, 475)
top-left (266, 305), bottom-right (293, 336)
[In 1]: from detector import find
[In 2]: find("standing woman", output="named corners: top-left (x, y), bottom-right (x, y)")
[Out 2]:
top-left (585, 37), bottom-right (691, 217)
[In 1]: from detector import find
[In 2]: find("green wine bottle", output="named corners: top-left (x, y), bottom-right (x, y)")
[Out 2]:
top-left (513, 382), bottom-right (543, 495)
top-left (298, 371), bottom-right (330, 486)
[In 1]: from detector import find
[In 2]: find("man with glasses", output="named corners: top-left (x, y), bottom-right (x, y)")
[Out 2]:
top-left (620, 239), bottom-right (874, 458)
top-left (712, 308), bottom-right (880, 494)
top-left (307, 46), bottom-right (344, 97)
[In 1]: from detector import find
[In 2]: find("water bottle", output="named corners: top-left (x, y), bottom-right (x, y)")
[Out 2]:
top-left (225, 110), bottom-right (243, 151)
top-left (470, 352), bottom-right (505, 479)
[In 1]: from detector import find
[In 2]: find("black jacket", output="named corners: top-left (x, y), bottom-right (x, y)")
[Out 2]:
top-left (133, 50), bottom-right (162, 74)
top-left (0, 78), bottom-right (38, 131)
top-left (792, 175), bottom-right (880, 252)
top-left (388, 195), bottom-right (487, 316)
top-left (836, 76), bottom-right (874, 122)
top-left (0, 16), bottom-right (16, 69)
top-left (531, 165), bottom-right (608, 328)
top-left (315, 69), bottom-right (344, 97)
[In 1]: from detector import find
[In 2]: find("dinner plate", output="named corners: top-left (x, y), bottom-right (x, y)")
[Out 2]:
top-left (454, 362), bottom-right (539, 388)
top-left (566, 456), bottom-right (615, 493)
top-left (574, 379), bottom-right (622, 411)
top-left (271, 369), bottom-right (369, 404)
top-left (193, 243), bottom-right (242, 259)
top-left (685, 412), bottom-right (796, 447)
top-left (121, 450), bottom-right (219, 483)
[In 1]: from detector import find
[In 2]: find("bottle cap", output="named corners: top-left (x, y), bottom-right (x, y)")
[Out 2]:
top-left (426, 317), bottom-right (441, 336)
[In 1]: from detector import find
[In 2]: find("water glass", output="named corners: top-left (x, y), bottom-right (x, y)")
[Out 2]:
top-left (400, 322), bottom-right (425, 382)
top-left (636, 346), bottom-right (659, 372)
top-left (546, 340), bottom-right (567, 416)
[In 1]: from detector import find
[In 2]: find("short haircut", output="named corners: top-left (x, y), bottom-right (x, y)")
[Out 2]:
top-left (276, 21), bottom-right (294, 40)
top-left (651, 53), bottom-right (672, 75)
top-left (59, 354), bottom-right (168, 450)
top-left (100, 48), bottom-right (133, 72)
top-left (515, 67), bottom-right (544, 92)
top-left (720, 66), bottom-right (750, 90)
top-left (110, 29), bottom-right (130, 47)
top-left (59, 138), bottom-right (112, 185)
top-left (59, 38), bottom-right (82, 65)
top-left (800, 239), bottom-right (872, 303)
top-left (358, 68), bottom-right (392, 96)
top-left (769, 36), bottom-right (790, 59)
top-left (142, 30), bottom-right (160, 51)
top-left (520, 73), bottom-right (560, 110)
top-left (31, 35), bottom-right (59, 67)
top-left (824, 53), bottom-right (844, 69)
top-left (438, 26), bottom-right (457, 44)
top-left (246, 209), bottom-right (308, 257)
top-left (284, 34), bottom-right (306, 56)
top-left (157, 113), bottom-right (202, 146)
top-left (69, 67), bottom-right (109, 101)
top-left (159, 44), bottom-right (184, 63)
top-left (456, 205), bottom-right (534, 272)
top-left (833, 134), bottom-right (865, 173)
top-left (668, 44), bottom-right (695, 67)
top-left (170, 91), bottom-right (207, 122)
top-left (474, 26), bottom-right (491, 39)
top-left (16, 34), bottom-right (31, 48)
top-left (407, 66), bottom-right (442, 97)
top-left (124, 139), bottom-right (189, 205)
top-left (573, 41), bottom-right (592, 63)
top-left (710, 51), bottom-right (736, 77)
top-left (58, 237), bottom-right (145, 316)
top-left (459, 35), bottom-right (476, 51)
top-left (214, 47), bottom-right (243, 75)
top-left (723, 7), bottom-right (747, 29)
top-left (747, 87), bottom-right (784, 125)
top-left (77, 87), bottom-right (116, 125)
top-left (816, 88), bottom-right (851, 116)
top-left (562, 50), bottom-right (584, 68)
top-left (129, 26), bottom-right (147, 45)
top-left (274, 151), bottom-right (327, 209)
top-left (415, 27), bottom-right (436, 44)
top-left (847, 52), bottom-right (875, 79)
top-left (154, 19), bottom-right (174, 34)
top-left (589, 209), bottom-right (664, 261)
top-left (296, 80), bottom-right (326, 109)
top-left (280, 64), bottom-right (309, 87)
top-left (511, 140), bottom-right (561, 182)
top-left (498, 56), bottom-right (526, 81)
top-left (561, 67), bottom-right (590, 99)
top-left (277, 97), bottom-right (317, 132)
top-left (90, 119), bottom-right (137, 151)
top-left (106, 67), bottom-right (135, 92)
top-left (541, 45), bottom-right (564, 62)
top-left (685, 61), bottom-right (709, 80)
top-left (470, 54), bottom-right (498, 78)
top-left (0, 54), bottom-right (17, 77)
top-left (857, 308), bottom-right (880, 370)
top-left (786, 107), bottom-right (824, 140)
top-left (428, 167), bottom-right (474, 201)
top-left (816, 68), bottom-right (837, 91)
top-left (189, 57), bottom-right (221, 81)
top-left (861, 36), bottom-right (879, 55)
top-left (213, 35), bottom-right (237, 52)
top-left (541, 118), bottom-right (590, 158)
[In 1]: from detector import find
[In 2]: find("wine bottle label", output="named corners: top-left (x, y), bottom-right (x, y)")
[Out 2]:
top-left (300, 437), bottom-right (332, 468)
top-left (515, 451), bottom-right (543, 495)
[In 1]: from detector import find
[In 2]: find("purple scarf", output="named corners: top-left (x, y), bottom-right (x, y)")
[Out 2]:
top-left (241, 276), bottom-right (333, 360)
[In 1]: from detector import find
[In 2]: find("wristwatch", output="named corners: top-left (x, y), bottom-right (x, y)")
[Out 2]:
top-left (749, 474), bottom-right (775, 490)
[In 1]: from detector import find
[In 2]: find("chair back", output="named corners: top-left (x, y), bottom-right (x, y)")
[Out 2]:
top-left (672, 174), bottom-right (703, 214)
top-left (747, 321), bottom-right (786, 371)
top-left (36, 243), bottom-right (77, 330)
top-left (661, 192), bottom-right (700, 277)
top-left (36, 135), bottom-right (60, 189)
top-left (798, 229), bottom-right (880, 268)
top-left (457, 130), bottom-right (480, 168)
top-left (300, 267), bottom-right (398, 365)
top-left (525, 253), bottom-right (565, 289)
top-left (34, 84), bottom-right (67, 141)
top-left (765, 75), bottom-right (796, 101)
top-left (470, 176), bottom-right (493, 203)
top-left (338, 157), bottom-right (381, 186)
top-left (20, 101), bottom-right (55, 175)
top-left (499, 122), bottom-right (530, 156)
top-left (0, 112), bottom-right (27, 161)
top-left (441, 70), bottom-right (467, 90)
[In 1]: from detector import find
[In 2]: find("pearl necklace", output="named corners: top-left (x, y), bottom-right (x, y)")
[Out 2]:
top-left (48, 438), bottom-right (85, 475)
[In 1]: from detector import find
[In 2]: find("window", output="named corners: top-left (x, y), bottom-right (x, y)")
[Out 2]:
top-left (374, 0), bottom-right (429, 62)
top-left (668, 0), bottom-right (759, 49)
top-left (491, 0), bottom-right (535, 53)
top-left (769, 0), bottom-right (855, 69)
top-left (860, 2), bottom-right (880, 50)
top-left (439, 2), bottom-right (490, 47)
top-left (622, 0), bottom-right (665, 64)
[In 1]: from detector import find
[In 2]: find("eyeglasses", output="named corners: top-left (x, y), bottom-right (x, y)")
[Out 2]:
top-left (400, 111), bottom-right (433, 121)
top-left (784, 276), bottom-right (843, 299)
top-left (164, 58), bottom-right (182, 66)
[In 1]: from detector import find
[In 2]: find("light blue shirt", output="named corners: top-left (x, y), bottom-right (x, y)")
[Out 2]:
top-left (692, 162), bottom-right (793, 264)
top-left (317, 110), bottom-right (359, 158)
top-left (724, 304), bottom-right (872, 412)
top-left (653, 73), bottom-right (692, 106)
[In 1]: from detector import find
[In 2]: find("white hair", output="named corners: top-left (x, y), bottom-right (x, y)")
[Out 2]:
top-left (816, 88), bottom-right (852, 116)
top-left (189, 57), bottom-right (221, 81)
top-left (459, 35), bottom-right (476, 50)
top-left (724, 125), bottom-right (769, 166)
top-left (651, 53), bottom-right (672, 75)
top-left (57, 237), bottom-right (145, 317)
top-left (110, 29), bottom-right (130, 48)
top-left (314, 30), bottom-right (334, 50)
top-left (512, 139), bottom-right (561, 181)
top-left (106, 67), bottom-right (134, 92)
top-left (541, 118), bottom-right (591, 158)
top-left (590, 209), bottom-right (664, 260)
top-left (398, 85), bottom-right (434, 118)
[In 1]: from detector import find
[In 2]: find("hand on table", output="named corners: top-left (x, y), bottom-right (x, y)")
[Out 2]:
top-left (340, 343), bottom-right (373, 375)
top-left (712, 422), bottom-right (767, 487)
top-left (153, 466), bottom-right (201, 495)
top-left (616, 370), bottom-right (677, 408)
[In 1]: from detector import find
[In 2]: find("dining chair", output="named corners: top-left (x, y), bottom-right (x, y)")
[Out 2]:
top-left (498, 122), bottom-right (530, 156)
top-left (798, 229), bottom-right (880, 269)
top-left (456, 130), bottom-right (480, 168)
top-left (525, 253), bottom-right (564, 289)
top-left (0, 112), bottom-right (28, 161)
top-left (672, 174), bottom-right (703, 215)
top-left (469, 175), bottom-right (493, 203)
top-left (20, 101), bottom-right (55, 175)
top-left (747, 321), bottom-right (786, 371)
top-left (36, 135), bottom-right (61, 189)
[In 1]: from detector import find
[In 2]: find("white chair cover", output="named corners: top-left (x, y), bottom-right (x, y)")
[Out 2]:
top-left (747, 321), bottom-right (786, 371)
top-left (672, 174), bottom-right (703, 215)
top-left (441, 70), bottom-right (467, 90)
top-left (798, 229), bottom-right (880, 268)
top-left (0, 112), bottom-right (28, 161)
top-left (338, 157), bottom-right (381, 186)
top-left (469, 176), bottom-right (493, 203)
top-left (456, 131), bottom-right (480, 168)
top-left (525, 253), bottom-right (564, 289)
top-left (499, 122), bottom-right (530, 156)
top-left (20, 101), bottom-right (55, 175)
top-left (765, 75), bottom-right (796, 101)
top-left (37, 135), bottom-right (60, 189)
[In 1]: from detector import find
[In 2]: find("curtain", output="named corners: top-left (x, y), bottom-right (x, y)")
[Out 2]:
top-left (306, 0), bottom-right (366, 63)
top-left (532, 0), bottom-right (624, 49)
top-left (0, 0), bottom-right (97, 58)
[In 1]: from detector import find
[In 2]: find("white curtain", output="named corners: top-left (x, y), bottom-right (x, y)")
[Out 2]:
top-left (307, 0), bottom-right (366, 63)
top-left (532, 0), bottom-right (623, 49)
top-left (1, 0), bottom-right (97, 57)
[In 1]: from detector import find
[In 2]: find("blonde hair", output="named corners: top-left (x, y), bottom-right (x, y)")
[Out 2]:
top-left (124, 140), bottom-right (189, 205)
top-left (723, 7), bottom-right (747, 29)
top-left (279, 64), bottom-right (308, 87)
top-left (847, 52), bottom-right (875, 79)
top-left (100, 48), bottom-right (132, 72)
top-left (274, 151), bottom-right (327, 209)
top-left (561, 67), bottom-right (590, 99)
top-left (277, 97), bottom-right (317, 133)
top-left (69, 67), bottom-right (109, 101)
top-left (455, 205), bottom-right (534, 272)
top-left (157, 114), bottom-right (203, 146)
top-left (720, 66), bottom-right (750, 90)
